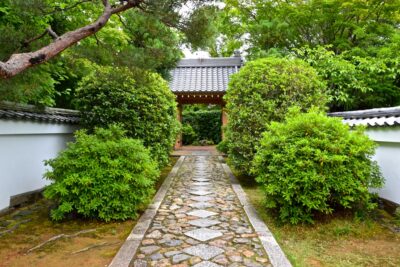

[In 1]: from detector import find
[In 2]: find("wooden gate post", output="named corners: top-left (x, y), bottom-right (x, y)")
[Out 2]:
top-left (174, 104), bottom-right (183, 149)
top-left (221, 107), bottom-right (228, 140)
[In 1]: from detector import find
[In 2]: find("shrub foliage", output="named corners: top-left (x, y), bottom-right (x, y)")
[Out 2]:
top-left (75, 66), bottom-right (179, 167)
top-left (224, 57), bottom-right (327, 175)
top-left (252, 108), bottom-right (383, 224)
top-left (182, 109), bottom-right (222, 145)
top-left (44, 126), bottom-right (159, 222)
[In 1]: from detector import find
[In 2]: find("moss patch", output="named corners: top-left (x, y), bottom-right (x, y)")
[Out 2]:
top-left (237, 174), bottom-right (400, 267)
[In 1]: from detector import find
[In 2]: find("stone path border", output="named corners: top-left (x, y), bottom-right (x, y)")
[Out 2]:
top-left (218, 156), bottom-right (292, 267)
top-left (109, 156), bottom-right (186, 267)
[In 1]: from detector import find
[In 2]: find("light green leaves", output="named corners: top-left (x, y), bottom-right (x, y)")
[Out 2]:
top-left (252, 107), bottom-right (383, 224)
top-left (224, 57), bottom-right (327, 175)
top-left (44, 125), bottom-right (159, 222)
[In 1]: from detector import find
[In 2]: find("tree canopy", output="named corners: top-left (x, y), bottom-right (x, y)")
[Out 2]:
top-left (219, 0), bottom-right (400, 57)
top-left (217, 0), bottom-right (400, 111)
top-left (1, 0), bottom-right (399, 111)
top-left (0, 0), bottom-right (219, 106)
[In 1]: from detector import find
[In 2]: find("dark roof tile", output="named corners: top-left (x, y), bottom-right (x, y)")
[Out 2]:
top-left (0, 102), bottom-right (80, 124)
top-left (170, 57), bottom-right (242, 93)
top-left (329, 106), bottom-right (400, 127)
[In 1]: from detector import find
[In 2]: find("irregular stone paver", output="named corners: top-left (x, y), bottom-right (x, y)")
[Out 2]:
top-left (132, 156), bottom-right (270, 266)
top-left (173, 253), bottom-right (191, 263)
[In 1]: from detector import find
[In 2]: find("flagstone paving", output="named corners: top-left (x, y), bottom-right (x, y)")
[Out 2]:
top-left (131, 156), bottom-right (272, 267)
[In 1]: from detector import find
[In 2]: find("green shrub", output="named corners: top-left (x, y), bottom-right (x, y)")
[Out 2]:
top-left (44, 125), bottom-right (159, 222)
top-left (224, 57), bottom-right (327, 175)
top-left (182, 109), bottom-right (222, 145)
top-left (75, 66), bottom-right (179, 167)
top-left (252, 107), bottom-right (383, 224)
top-left (182, 123), bottom-right (197, 145)
top-left (216, 140), bottom-right (228, 154)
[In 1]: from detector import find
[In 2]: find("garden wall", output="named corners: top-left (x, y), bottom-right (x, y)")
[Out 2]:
top-left (0, 103), bottom-right (79, 212)
top-left (366, 127), bottom-right (400, 205)
top-left (330, 107), bottom-right (400, 206)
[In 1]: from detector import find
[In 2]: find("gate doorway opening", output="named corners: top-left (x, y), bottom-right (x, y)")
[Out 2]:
top-left (181, 104), bottom-right (222, 146)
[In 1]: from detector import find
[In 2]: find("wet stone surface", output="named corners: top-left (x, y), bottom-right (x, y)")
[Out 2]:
top-left (132, 156), bottom-right (271, 266)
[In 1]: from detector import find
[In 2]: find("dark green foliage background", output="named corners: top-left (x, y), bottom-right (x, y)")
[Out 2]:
top-left (224, 57), bottom-right (327, 176)
top-left (75, 66), bottom-right (179, 167)
top-left (44, 126), bottom-right (159, 222)
top-left (182, 109), bottom-right (222, 145)
top-left (252, 108), bottom-right (383, 224)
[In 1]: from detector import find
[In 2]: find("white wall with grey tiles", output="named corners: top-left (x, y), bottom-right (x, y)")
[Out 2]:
top-left (0, 119), bottom-right (78, 211)
top-left (366, 126), bottom-right (400, 205)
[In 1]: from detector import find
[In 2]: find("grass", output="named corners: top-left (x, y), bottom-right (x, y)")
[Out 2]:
top-left (0, 157), bottom-right (178, 267)
top-left (236, 174), bottom-right (400, 267)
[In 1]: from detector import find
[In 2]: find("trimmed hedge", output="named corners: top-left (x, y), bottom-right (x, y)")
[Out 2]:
top-left (182, 109), bottom-right (221, 145)
top-left (44, 126), bottom-right (159, 222)
top-left (252, 107), bottom-right (383, 224)
top-left (224, 57), bottom-right (327, 175)
top-left (75, 66), bottom-right (179, 167)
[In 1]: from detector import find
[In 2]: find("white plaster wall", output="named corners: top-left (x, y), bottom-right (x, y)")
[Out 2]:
top-left (365, 126), bottom-right (400, 205)
top-left (0, 120), bottom-right (78, 210)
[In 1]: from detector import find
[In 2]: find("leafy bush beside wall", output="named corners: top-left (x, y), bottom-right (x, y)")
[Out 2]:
top-left (44, 126), bottom-right (159, 222)
top-left (252, 107), bottom-right (383, 224)
top-left (75, 66), bottom-right (179, 167)
top-left (224, 57), bottom-right (327, 176)
top-left (182, 109), bottom-right (221, 145)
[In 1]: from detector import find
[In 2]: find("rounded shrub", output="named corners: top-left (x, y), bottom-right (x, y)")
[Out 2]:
top-left (224, 57), bottom-right (327, 175)
top-left (75, 66), bottom-right (179, 167)
top-left (44, 125), bottom-right (159, 222)
top-left (252, 107), bottom-right (383, 224)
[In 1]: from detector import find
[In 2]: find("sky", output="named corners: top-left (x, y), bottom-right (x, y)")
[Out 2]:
top-left (182, 48), bottom-right (211, 58)
top-left (179, 1), bottom-right (225, 59)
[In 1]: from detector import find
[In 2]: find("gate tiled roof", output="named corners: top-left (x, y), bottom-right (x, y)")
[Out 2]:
top-left (170, 57), bottom-right (242, 93)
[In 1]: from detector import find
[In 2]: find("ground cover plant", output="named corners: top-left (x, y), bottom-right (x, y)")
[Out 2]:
top-left (224, 57), bottom-right (327, 175)
top-left (75, 66), bottom-right (179, 167)
top-left (44, 125), bottom-right (159, 222)
top-left (252, 107), bottom-right (384, 224)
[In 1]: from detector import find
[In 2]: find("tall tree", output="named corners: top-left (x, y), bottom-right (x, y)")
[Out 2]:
top-left (219, 0), bottom-right (400, 58)
top-left (217, 0), bottom-right (400, 111)
top-left (0, 0), bottom-right (216, 79)
top-left (0, 0), bottom-right (219, 106)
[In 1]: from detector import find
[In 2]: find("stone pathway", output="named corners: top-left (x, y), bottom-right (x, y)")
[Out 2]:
top-left (131, 155), bottom-right (271, 267)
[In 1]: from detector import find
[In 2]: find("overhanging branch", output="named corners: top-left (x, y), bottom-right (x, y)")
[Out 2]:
top-left (0, 0), bottom-right (143, 79)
